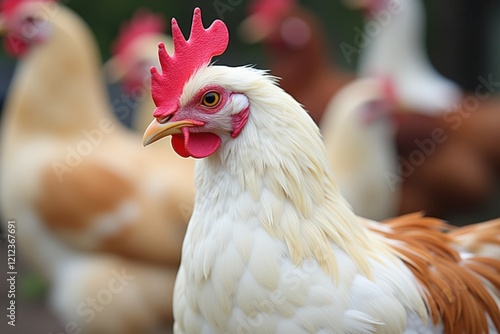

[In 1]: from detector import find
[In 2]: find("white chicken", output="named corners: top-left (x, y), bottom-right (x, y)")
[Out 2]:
top-left (0, 0), bottom-right (193, 331)
top-left (144, 8), bottom-right (500, 333)
top-left (351, 0), bottom-right (462, 114)
top-left (346, 0), bottom-right (500, 217)
top-left (320, 78), bottom-right (400, 221)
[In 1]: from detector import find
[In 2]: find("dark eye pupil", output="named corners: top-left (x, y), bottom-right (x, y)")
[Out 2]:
top-left (205, 93), bottom-right (216, 104)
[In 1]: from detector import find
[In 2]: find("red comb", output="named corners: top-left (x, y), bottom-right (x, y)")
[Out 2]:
top-left (1, 0), bottom-right (54, 16)
top-left (151, 7), bottom-right (229, 118)
top-left (112, 10), bottom-right (166, 59)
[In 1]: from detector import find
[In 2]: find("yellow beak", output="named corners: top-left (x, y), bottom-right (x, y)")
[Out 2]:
top-left (143, 119), bottom-right (198, 146)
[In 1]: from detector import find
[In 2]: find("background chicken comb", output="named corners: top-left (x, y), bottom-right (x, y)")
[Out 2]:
top-left (248, 0), bottom-right (295, 25)
top-left (1, 0), bottom-right (55, 16)
top-left (112, 9), bottom-right (166, 61)
top-left (151, 7), bottom-right (229, 119)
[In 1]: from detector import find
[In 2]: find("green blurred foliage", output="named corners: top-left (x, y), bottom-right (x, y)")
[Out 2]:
top-left (19, 271), bottom-right (49, 301)
top-left (64, 0), bottom-right (186, 61)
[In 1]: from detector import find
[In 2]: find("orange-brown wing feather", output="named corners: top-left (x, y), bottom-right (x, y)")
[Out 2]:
top-left (36, 162), bottom-right (186, 266)
top-left (367, 213), bottom-right (500, 334)
top-left (449, 219), bottom-right (500, 258)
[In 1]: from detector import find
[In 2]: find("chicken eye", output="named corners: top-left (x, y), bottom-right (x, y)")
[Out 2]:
top-left (201, 91), bottom-right (220, 108)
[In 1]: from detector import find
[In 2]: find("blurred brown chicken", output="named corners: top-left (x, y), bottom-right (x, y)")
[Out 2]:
top-left (350, 0), bottom-right (500, 218)
top-left (0, 0), bottom-right (193, 332)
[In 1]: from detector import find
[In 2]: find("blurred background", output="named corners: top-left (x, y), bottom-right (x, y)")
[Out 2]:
top-left (0, 0), bottom-right (499, 332)
top-left (2, 0), bottom-right (500, 107)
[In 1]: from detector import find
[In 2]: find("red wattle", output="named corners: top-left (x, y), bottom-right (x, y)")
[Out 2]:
top-left (171, 129), bottom-right (221, 159)
top-left (4, 36), bottom-right (28, 57)
top-left (171, 134), bottom-right (190, 158)
top-left (184, 130), bottom-right (221, 158)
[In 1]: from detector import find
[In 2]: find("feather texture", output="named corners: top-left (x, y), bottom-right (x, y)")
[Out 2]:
top-left (0, 2), bottom-right (194, 332)
top-left (143, 10), bottom-right (500, 334)
top-left (321, 77), bottom-right (400, 221)
top-left (369, 213), bottom-right (500, 333)
top-left (166, 65), bottom-right (500, 334)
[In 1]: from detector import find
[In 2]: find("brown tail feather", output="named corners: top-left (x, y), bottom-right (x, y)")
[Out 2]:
top-left (368, 213), bottom-right (500, 334)
top-left (450, 219), bottom-right (500, 258)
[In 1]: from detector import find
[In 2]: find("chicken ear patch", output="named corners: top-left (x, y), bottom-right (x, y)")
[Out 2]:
top-left (171, 128), bottom-right (221, 159)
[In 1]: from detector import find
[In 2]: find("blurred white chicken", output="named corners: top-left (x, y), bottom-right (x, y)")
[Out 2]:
top-left (144, 8), bottom-right (500, 333)
top-left (350, 0), bottom-right (462, 114)
top-left (321, 78), bottom-right (400, 221)
top-left (0, 0), bottom-right (193, 332)
top-left (106, 9), bottom-right (174, 133)
top-left (347, 0), bottom-right (500, 217)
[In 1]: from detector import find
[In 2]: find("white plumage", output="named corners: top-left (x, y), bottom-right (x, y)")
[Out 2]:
top-left (321, 78), bottom-right (400, 220)
top-left (172, 66), bottom-right (428, 333)
top-left (0, 2), bottom-right (192, 332)
top-left (144, 9), bottom-right (500, 334)
top-left (357, 0), bottom-right (462, 113)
